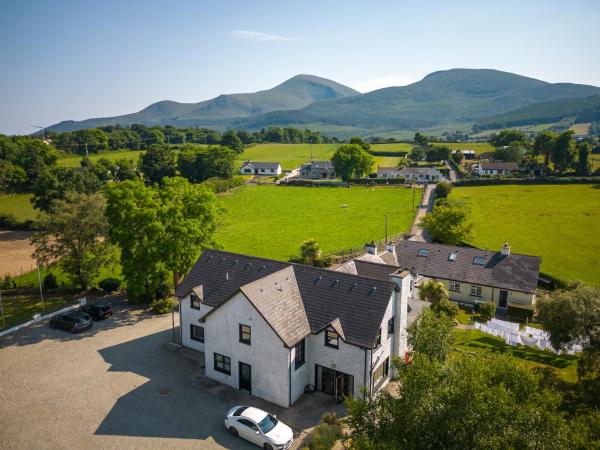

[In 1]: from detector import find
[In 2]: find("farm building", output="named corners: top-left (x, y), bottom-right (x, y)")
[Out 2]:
top-left (452, 149), bottom-right (476, 160)
top-left (473, 161), bottom-right (518, 177)
top-left (240, 161), bottom-right (282, 176)
top-left (299, 160), bottom-right (336, 179)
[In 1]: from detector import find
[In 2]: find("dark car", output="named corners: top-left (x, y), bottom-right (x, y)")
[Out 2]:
top-left (80, 303), bottom-right (112, 321)
top-left (49, 311), bottom-right (93, 333)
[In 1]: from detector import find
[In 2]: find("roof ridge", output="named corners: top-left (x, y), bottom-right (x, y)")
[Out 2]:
top-left (395, 241), bottom-right (541, 259)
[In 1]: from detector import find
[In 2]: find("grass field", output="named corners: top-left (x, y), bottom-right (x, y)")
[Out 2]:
top-left (431, 142), bottom-right (495, 154)
top-left (215, 184), bottom-right (417, 260)
top-left (57, 149), bottom-right (144, 168)
top-left (451, 184), bottom-right (600, 284)
top-left (0, 193), bottom-right (37, 221)
top-left (241, 143), bottom-right (338, 169)
top-left (0, 293), bottom-right (81, 330)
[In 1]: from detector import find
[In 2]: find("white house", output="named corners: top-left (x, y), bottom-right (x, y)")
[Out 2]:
top-left (376, 166), bottom-right (403, 179)
top-left (398, 166), bottom-right (444, 182)
top-left (240, 161), bottom-right (282, 176)
top-left (176, 249), bottom-right (411, 408)
top-left (472, 161), bottom-right (518, 177)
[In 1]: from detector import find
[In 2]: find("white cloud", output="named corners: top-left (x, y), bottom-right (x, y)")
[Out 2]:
top-left (228, 30), bottom-right (296, 42)
top-left (349, 75), bottom-right (419, 93)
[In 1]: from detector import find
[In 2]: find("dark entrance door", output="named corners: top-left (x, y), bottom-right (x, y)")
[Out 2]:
top-left (239, 362), bottom-right (251, 393)
top-left (315, 365), bottom-right (353, 399)
top-left (499, 290), bottom-right (508, 309)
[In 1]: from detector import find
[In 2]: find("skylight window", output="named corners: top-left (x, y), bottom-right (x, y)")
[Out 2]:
top-left (448, 252), bottom-right (457, 261)
top-left (418, 249), bottom-right (429, 257)
top-left (473, 256), bottom-right (486, 265)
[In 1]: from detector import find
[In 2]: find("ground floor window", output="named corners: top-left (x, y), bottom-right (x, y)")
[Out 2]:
top-left (190, 324), bottom-right (204, 343)
top-left (214, 353), bottom-right (231, 375)
top-left (373, 357), bottom-right (390, 386)
top-left (449, 281), bottom-right (461, 292)
top-left (470, 284), bottom-right (482, 297)
top-left (315, 364), bottom-right (353, 400)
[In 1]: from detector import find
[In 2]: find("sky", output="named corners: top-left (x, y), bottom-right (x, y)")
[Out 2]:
top-left (1, 0), bottom-right (599, 135)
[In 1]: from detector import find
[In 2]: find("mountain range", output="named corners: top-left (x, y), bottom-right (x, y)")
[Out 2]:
top-left (47, 69), bottom-right (600, 136)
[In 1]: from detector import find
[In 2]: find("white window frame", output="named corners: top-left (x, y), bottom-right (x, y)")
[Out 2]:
top-left (470, 284), bottom-right (482, 297)
top-left (449, 281), bottom-right (461, 292)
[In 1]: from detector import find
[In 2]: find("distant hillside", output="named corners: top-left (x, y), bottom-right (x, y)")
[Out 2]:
top-left (474, 95), bottom-right (600, 130)
top-left (47, 75), bottom-right (359, 132)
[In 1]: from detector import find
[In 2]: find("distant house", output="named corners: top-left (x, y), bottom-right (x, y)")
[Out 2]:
top-left (473, 161), bottom-right (518, 177)
top-left (397, 166), bottom-right (444, 183)
top-left (240, 161), bottom-right (282, 176)
top-left (376, 166), bottom-right (403, 179)
top-left (452, 149), bottom-right (476, 160)
top-left (299, 160), bottom-right (336, 179)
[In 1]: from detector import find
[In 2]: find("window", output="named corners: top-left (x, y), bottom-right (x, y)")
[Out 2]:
top-left (473, 256), bottom-right (486, 266)
top-left (448, 252), bottom-right (457, 261)
top-left (449, 281), bottom-right (461, 292)
top-left (294, 338), bottom-right (305, 370)
top-left (470, 285), bottom-right (482, 297)
top-left (239, 324), bottom-right (251, 345)
top-left (383, 358), bottom-right (389, 377)
top-left (417, 248), bottom-right (429, 257)
top-left (190, 324), bottom-right (204, 343)
top-left (387, 316), bottom-right (395, 335)
top-left (238, 419), bottom-right (259, 432)
top-left (244, 168), bottom-right (252, 173)
top-left (213, 353), bottom-right (231, 375)
top-left (325, 329), bottom-right (339, 349)
top-left (190, 293), bottom-right (200, 310)
top-left (375, 327), bottom-right (382, 348)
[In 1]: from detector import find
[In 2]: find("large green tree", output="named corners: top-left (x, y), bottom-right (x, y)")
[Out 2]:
top-left (577, 141), bottom-right (592, 176)
top-left (177, 145), bottom-right (237, 183)
top-left (331, 144), bottom-right (374, 181)
top-left (490, 129), bottom-right (529, 148)
top-left (221, 130), bottom-right (244, 153)
top-left (105, 177), bottom-right (222, 302)
top-left (419, 200), bottom-right (472, 245)
top-left (551, 130), bottom-right (576, 173)
top-left (139, 145), bottom-right (177, 184)
top-left (533, 130), bottom-right (557, 168)
top-left (31, 192), bottom-right (114, 290)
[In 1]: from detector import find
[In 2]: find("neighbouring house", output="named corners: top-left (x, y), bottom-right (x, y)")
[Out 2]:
top-left (299, 160), bottom-right (336, 179)
top-left (338, 241), bottom-right (540, 313)
top-left (452, 149), bottom-right (476, 160)
top-left (376, 166), bottom-right (403, 179)
top-left (240, 161), bottom-right (282, 176)
top-left (472, 161), bottom-right (518, 177)
top-left (397, 166), bottom-right (444, 183)
top-left (176, 249), bottom-right (412, 408)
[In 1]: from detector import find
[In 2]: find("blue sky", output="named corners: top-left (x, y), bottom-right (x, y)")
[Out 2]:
top-left (1, 0), bottom-right (599, 135)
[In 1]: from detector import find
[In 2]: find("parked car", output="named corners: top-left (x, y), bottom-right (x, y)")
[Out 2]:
top-left (80, 303), bottom-right (112, 321)
top-left (224, 405), bottom-right (293, 450)
top-left (49, 311), bottom-right (93, 333)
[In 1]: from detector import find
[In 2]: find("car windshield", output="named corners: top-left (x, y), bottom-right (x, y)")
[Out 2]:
top-left (258, 414), bottom-right (278, 434)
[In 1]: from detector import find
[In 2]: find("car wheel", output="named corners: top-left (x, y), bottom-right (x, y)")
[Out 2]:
top-left (228, 427), bottom-right (239, 438)
top-left (264, 443), bottom-right (273, 450)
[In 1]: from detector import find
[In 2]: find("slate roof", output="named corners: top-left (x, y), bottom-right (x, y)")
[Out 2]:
top-left (377, 166), bottom-right (400, 174)
top-left (399, 166), bottom-right (442, 174)
top-left (394, 241), bottom-right (540, 293)
top-left (480, 161), bottom-right (518, 170)
top-left (353, 260), bottom-right (402, 281)
top-left (300, 160), bottom-right (334, 169)
top-left (178, 249), bottom-right (395, 348)
top-left (241, 161), bottom-right (281, 170)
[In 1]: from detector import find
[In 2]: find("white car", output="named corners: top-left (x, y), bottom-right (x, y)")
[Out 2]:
top-left (224, 405), bottom-right (293, 449)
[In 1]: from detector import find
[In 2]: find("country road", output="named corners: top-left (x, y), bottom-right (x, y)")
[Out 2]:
top-left (409, 183), bottom-right (435, 242)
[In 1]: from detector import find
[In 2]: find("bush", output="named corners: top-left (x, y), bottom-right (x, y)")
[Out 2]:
top-left (304, 421), bottom-right (342, 450)
top-left (0, 274), bottom-right (14, 290)
top-left (479, 301), bottom-right (496, 319)
top-left (43, 273), bottom-right (58, 289)
top-left (0, 213), bottom-right (36, 231)
top-left (150, 297), bottom-right (177, 314)
top-left (432, 298), bottom-right (459, 318)
top-left (454, 176), bottom-right (600, 187)
top-left (98, 277), bottom-right (120, 293)
top-left (434, 181), bottom-right (453, 199)
top-left (203, 176), bottom-right (244, 193)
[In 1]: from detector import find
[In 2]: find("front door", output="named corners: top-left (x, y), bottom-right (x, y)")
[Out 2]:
top-left (239, 362), bottom-right (251, 393)
top-left (498, 290), bottom-right (508, 309)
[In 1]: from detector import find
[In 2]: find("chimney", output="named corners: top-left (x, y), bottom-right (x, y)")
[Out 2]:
top-left (501, 242), bottom-right (511, 256)
top-left (364, 241), bottom-right (377, 255)
top-left (386, 242), bottom-right (396, 253)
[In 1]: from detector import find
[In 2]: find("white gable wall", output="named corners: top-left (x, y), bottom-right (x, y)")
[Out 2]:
top-left (203, 292), bottom-right (291, 407)
top-left (180, 294), bottom-right (212, 352)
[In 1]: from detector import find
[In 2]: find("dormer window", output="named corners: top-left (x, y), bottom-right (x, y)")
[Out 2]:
top-left (418, 249), bottom-right (429, 257)
top-left (473, 256), bottom-right (486, 266)
top-left (190, 293), bottom-right (201, 310)
top-left (448, 252), bottom-right (457, 261)
top-left (325, 329), bottom-right (339, 349)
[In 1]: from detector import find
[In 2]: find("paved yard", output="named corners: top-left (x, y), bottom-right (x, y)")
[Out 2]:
top-left (0, 300), bottom-right (344, 449)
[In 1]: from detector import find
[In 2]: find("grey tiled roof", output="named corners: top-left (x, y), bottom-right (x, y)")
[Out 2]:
top-left (353, 260), bottom-right (400, 281)
top-left (395, 241), bottom-right (540, 293)
top-left (480, 161), bottom-right (518, 170)
top-left (178, 249), bottom-right (395, 348)
top-left (242, 161), bottom-right (281, 169)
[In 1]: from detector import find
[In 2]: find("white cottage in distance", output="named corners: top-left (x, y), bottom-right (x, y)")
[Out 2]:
top-left (176, 249), bottom-right (412, 408)
top-left (376, 165), bottom-right (444, 182)
top-left (240, 161), bottom-right (282, 176)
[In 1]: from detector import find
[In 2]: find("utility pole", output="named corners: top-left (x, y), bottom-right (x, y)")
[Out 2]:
top-left (84, 142), bottom-right (89, 156)
top-left (31, 125), bottom-right (46, 141)
top-left (37, 265), bottom-right (45, 313)
top-left (0, 289), bottom-right (5, 329)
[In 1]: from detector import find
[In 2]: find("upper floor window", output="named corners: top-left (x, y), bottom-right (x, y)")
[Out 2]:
top-left (190, 324), bottom-right (204, 343)
top-left (387, 317), bottom-right (395, 335)
top-left (449, 281), bottom-right (461, 292)
top-left (239, 324), bottom-right (251, 345)
top-left (325, 329), bottom-right (339, 349)
top-left (294, 338), bottom-right (305, 370)
top-left (375, 327), bottom-right (382, 348)
top-left (470, 285), bottom-right (482, 297)
top-left (190, 293), bottom-right (201, 310)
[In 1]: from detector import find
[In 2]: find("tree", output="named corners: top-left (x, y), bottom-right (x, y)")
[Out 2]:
top-left (414, 132), bottom-right (428, 146)
top-left (177, 145), bottom-right (237, 182)
top-left (139, 145), bottom-right (177, 184)
top-left (300, 239), bottom-right (321, 266)
top-left (408, 308), bottom-right (455, 362)
top-left (490, 129), bottom-right (529, 148)
top-left (425, 146), bottom-right (451, 163)
top-left (221, 130), bottom-right (244, 153)
top-left (494, 143), bottom-right (525, 162)
top-left (434, 181), bottom-right (452, 199)
top-left (418, 280), bottom-right (449, 306)
top-left (348, 136), bottom-right (371, 152)
top-left (577, 141), bottom-right (592, 176)
top-left (551, 130), bottom-right (576, 173)
top-left (31, 166), bottom-right (103, 211)
top-left (31, 193), bottom-right (114, 290)
top-left (419, 200), bottom-right (472, 245)
top-left (330, 144), bottom-right (374, 181)
top-left (408, 146), bottom-right (425, 161)
top-left (105, 177), bottom-right (222, 302)
top-left (533, 130), bottom-right (557, 168)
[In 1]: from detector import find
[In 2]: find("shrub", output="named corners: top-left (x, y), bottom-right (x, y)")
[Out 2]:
top-left (0, 274), bottom-right (14, 290)
top-left (305, 421), bottom-right (342, 450)
top-left (432, 298), bottom-right (459, 319)
top-left (98, 277), bottom-right (120, 293)
top-left (434, 181), bottom-right (453, 199)
top-left (43, 273), bottom-right (58, 289)
top-left (479, 301), bottom-right (496, 319)
top-left (150, 297), bottom-right (177, 314)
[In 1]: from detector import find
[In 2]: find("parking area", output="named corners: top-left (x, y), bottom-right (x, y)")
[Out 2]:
top-left (0, 299), bottom-right (344, 449)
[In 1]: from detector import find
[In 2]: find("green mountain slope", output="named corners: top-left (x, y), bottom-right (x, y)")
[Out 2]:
top-left (47, 75), bottom-right (359, 132)
top-left (474, 95), bottom-right (600, 130)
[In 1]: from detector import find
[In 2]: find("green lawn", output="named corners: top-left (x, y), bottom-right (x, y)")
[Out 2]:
top-left (57, 149), bottom-right (144, 168)
top-left (451, 184), bottom-right (600, 285)
top-left (0, 293), bottom-right (81, 330)
top-left (454, 328), bottom-right (578, 383)
top-left (240, 143), bottom-right (338, 169)
top-left (0, 193), bottom-right (37, 221)
top-left (431, 142), bottom-right (495, 154)
top-left (215, 184), bottom-right (417, 260)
